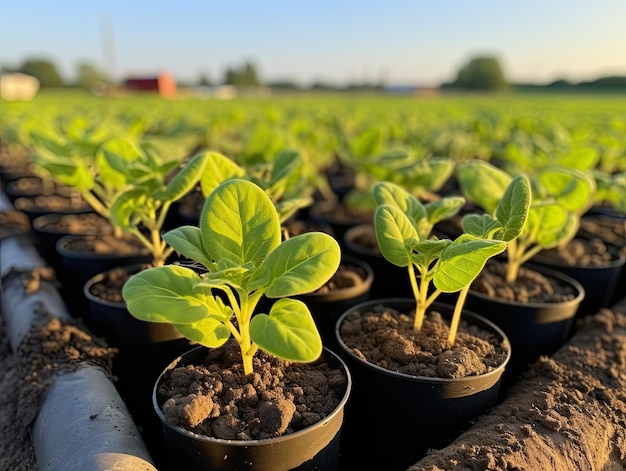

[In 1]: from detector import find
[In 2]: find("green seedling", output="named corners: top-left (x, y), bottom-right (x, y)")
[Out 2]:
top-left (122, 179), bottom-right (341, 375)
top-left (199, 150), bottom-right (314, 223)
top-left (456, 160), bottom-right (594, 282)
top-left (374, 176), bottom-right (530, 345)
top-left (108, 149), bottom-right (212, 267)
top-left (28, 118), bottom-right (148, 233)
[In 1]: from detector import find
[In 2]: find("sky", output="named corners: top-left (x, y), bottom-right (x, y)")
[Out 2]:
top-left (2, 0), bottom-right (626, 87)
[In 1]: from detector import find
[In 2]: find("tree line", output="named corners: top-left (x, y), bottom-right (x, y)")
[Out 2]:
top-left (2, 55), bottom-right (625, 92)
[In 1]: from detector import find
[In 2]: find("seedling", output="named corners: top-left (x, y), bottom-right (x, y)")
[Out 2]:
top-left (374, 176), bottom-right (530, 345)
top-left (108, 149), bottom-right (212, 267)
top-left (456, 160), bottom-right (595, 281)
top-left (122, 179), bottom-right (341, 375)
top-left (199, 150), bottom-right (314, 223)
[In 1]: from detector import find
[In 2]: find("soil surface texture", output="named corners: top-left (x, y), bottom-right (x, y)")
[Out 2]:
top-left (472, 259), bottom-right (579, 303)
top-left (535, 237), bottom-right (620, 267)
top-left (410, 300), bottom-right (626, 471)
top-left (0, 310), bottom-right (116, 471)
top-left (156, 338), bottom-right (348, 440)
top-left (33, 212), bottom-right (113, 236)
top-left (338, 304), bottom-right (510, 378)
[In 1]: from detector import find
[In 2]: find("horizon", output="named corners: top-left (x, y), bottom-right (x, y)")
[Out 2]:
top-left (2, 1), bottom-right (626, 88)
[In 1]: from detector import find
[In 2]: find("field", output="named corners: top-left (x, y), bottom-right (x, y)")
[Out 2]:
top-left (1, 89), bottom-right (626, 471)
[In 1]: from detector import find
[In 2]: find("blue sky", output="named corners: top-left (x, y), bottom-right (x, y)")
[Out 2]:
top-left (2, 1), bottom-right (625, 86)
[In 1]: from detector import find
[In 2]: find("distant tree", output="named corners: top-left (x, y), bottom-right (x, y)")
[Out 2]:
top-left (450, 56), bottom-right (508, 91)
top-left (267, 79), bottom-right (301, 90)
top-left (198, 71), bottom-right (212, 87)
top-left (223, 61), bottom-right (261, 87)
top-left (19, 58), bottom-right (64, 88)
top-left (75, 61), bottom-right (111, 90)
top-left (240, 61), bottom-right (260, 86)
top-left (224, 67), bottom-right (237, 85)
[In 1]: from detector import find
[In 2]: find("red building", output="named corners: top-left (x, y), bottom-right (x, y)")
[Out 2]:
top-left (124, 72), bottom-right (176, 97)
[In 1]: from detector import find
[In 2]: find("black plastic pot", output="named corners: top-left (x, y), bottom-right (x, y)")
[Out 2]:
top-left (294, 255), bottom-right (374, 352)
top-left (153, 345), bottom-right (352, 471)
top-left (84, 264), bottom-right (194, 468)
top-left (31, 212), bottom-right (112, 273)
top-left (530, 245), bottom-right (624, 318)
top-left (84, 264), bottom-right (187, 349)
top-left (56, 234), bottom-right (152, 316)
top-left (464, 264), bottom-right (584, 385)
top-left (13, 193), bottom-right (92, 222)
top-left (335, 299), bottom-right (511, 470)
top-left (343, 223), bottom-right (412, 299)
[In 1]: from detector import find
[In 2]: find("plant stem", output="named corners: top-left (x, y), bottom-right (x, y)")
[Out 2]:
top-left (447, 285), bottom-right (469, 347)
top-left (408, 264), bottom-right (424, 331)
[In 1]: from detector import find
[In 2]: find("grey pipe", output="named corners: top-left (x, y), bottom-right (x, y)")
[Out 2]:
top-left (1, 192), bottom-right (157, 471)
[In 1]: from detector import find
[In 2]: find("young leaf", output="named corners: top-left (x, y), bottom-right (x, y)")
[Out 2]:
top-left (174, 318), bottom-right (231, 348)
top-left (462, 214), bottom-right (503, 239)
top-left (495, 174), bottom-right (531, 241)
top-left (264, 233), bottom-right (341, 298)
top-left (434, 235), bottom-right (506, 293)
top-left (122, 265), bottom-right (231, 323)
top-left (249, 298), bottom-right (322, 362)
top-left (163, 226), bottom-right (215, 270)
top-left (409, 239), bottom-right (452, 273)
top-left (200, 179), bottom-right (281, 266)
top-left (425, 197), bottom-right (466, 226)
top-left (375, 204), bottom-right (419, 267)
top-left (536, 167), bottom-right (596, 214)
top-left (528, 204), bottom-right (575, 248)
top-left (109, 188), bottom-right (147, 230)
top-left (199, 151), bottom-right (245, 197)
top-left (373, 181), bottom-right (427, 228)
top-left (559, 148), bottom-right (599, 171)
top-left (166, 152), bottom-right (210, 202)
top-left (456, 161), bottom-right (511, 214)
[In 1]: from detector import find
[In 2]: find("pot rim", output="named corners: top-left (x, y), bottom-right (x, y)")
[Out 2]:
top-left (56, 233), bottom-right (151, 260)
top-left (335, 297), bottom-right (512, 384)
top-left (468, 262), bottom-right (586, 309)
top-left (83, 262), bottom-right (152, 307)
top-left (152, 345), bottom-right (352, 446)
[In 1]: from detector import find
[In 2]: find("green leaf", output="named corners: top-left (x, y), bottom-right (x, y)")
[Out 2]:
top-left (275, 196), bottom-right (314, 223)
top-left (528, 204), bottom-right (574, 248)
top-left (200, 179), bottom-right (281, 266)
top-left (462, 214), bottom-right (503, 239)
top-left (109, 188), bottom-right (146, 230)
top-left (425, 197), bottom-right (466, 226)
top-left (122, 265), bottom-right (232, 323)
top-left (373, 181), bottom-right (427, 226)
top-left (434, 235), bottom-right (506, 292)
top-left (250, 298), bottom-right (322, 362)
top-left (374, 204), bottom-right (419, 267)
top-left (199, 152), bottom-right (245, 197)
top-left (163, 226), bottom-right (215, 269)
top-left (30, 130), bottom-right (68, 159)
top-left (167, 152), bottom-right (210, 202)
top-left (351, 128), bottom-right (384, 159)
top-left (372, 181), bottom-right (433, 238)
top-left (95, 140), bottom-right (135, 189)
top-left (559, 148), bottom-right (599, 170)
top-left (405, 157), bottom-right (455, 193)
top-left (536, 167), bottom-right (596, 214)
top-left (175, 319), bottom-right (231, 348)
top-left (456, 161), bottom-right (511, 214)
top-left (410, 239), bottom-right (452, 272)
top-left (495, 174), bottom-right (531, 241)
top-left (264, 233), bottom-right (341, 298)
